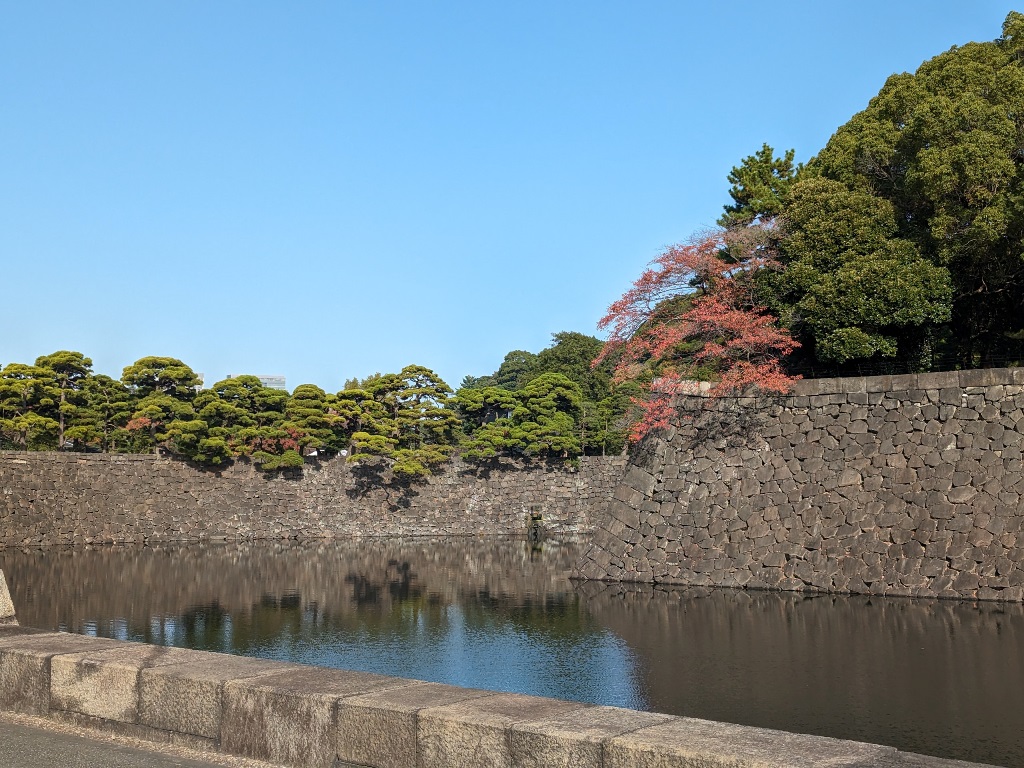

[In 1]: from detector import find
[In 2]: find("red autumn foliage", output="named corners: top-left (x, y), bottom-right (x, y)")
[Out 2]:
top-left (595, 228), bottom-right (800, 443)
top-left (125, 416), bottom-right (152, 432)
top-left (239, 427), bottom-right (303, 456)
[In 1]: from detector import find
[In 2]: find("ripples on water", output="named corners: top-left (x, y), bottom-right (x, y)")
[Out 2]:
top-left (1, 538), bottom-right (1021, 767)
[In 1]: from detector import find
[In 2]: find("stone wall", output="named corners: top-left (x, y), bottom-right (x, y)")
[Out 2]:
top-left (0, 453), bottom-right (625, 547)
top-left (575, 368), bottom-right (1024, 601)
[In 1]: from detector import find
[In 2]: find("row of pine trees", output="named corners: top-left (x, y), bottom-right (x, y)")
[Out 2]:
top-left (0, 334), bottom-right (631, 477)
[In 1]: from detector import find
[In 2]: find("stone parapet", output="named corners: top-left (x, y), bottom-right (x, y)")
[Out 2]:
top-left (576, 367), bottom-right (1024, 601)
top-left (0, 626), bottom-right (990, 767)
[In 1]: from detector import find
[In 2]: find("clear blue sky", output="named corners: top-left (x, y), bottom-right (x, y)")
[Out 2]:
top-left (2, 2), bottom-right (1018, 391)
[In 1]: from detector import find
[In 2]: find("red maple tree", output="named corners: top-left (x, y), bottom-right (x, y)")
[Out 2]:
top-left (595, 228), bottom-right (799, 442)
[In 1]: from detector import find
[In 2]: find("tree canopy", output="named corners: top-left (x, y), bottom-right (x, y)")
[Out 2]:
top-left (0, 340), bottom-right (618, 474)
top-left (797, 13), bottom-right (1024, 365)
top-left (595, 14), bottom-right (1024, 443)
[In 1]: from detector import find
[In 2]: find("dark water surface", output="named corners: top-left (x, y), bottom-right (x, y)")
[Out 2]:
top-left (1, 538), bottom-right (1021, 767)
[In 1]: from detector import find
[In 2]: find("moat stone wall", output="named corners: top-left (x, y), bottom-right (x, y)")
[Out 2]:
top-left (575, 368), bottom-right (1024, 601)
top-left (0, 453), bottom-right (625, 547)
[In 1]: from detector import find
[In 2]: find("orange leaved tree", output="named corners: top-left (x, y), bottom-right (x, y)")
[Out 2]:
top-left (594, 228), bottom-right (799, 442)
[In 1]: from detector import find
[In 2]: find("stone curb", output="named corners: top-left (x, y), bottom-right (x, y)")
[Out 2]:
top-left (0, 626), bottom-right (995, 768)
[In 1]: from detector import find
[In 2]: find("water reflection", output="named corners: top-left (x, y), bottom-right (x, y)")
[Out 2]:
top-left (0, 539), bottom-right (1020, 767)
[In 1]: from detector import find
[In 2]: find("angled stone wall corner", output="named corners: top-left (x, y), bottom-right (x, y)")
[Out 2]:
top-left (0, 570), bottom-right (17, 626)
top-left (575, 368), bottom-right (1024, 602)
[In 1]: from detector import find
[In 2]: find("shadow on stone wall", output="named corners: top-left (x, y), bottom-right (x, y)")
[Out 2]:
top-left (0, 453), bottom-right (626, 546)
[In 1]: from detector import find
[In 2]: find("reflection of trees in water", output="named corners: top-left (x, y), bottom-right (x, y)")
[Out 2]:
top-left (149, 564), bottom-right (591, 656)
top-left (345, 559), bottom-right (423, 606)
top-left (178, 600), bottom-right (228, 651)
top-left (0, 537), bottom-right (580, 633)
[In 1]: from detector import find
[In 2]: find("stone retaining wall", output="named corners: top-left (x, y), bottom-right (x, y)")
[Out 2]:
top-left (0, 453), bottom-right (625, 547)
top-left (575, 368), bottom-right (1024, 602)
top-left (0, 620), bottom-right (987, 767)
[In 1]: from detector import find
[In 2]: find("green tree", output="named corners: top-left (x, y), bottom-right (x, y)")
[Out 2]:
top-left (494, 350), bottom-right (538, 390)
top-left (121, 357), bottom-right (201, 451)
top-left (459, 373), bottom-right (583, 461)
top-left (454, 386), bottom-right (519, 430)
top-left (35, 350), bottom-right (93, 449)
top-left (349, 366), bottom-right (461, 477)
top-left (121, 356), bottom-right (201, 399)
top-left (282, 384), bottom-right (341, 457)
top-left (164, 418), bottom-right (232, 465)
top-left (0, 363), bottom-right (58, 449)
top-left (533, 332), bottom-right (607, 402)
top-left (460, 332), bottom-right (630, 454)
top-left (70, 374), bottom-right (133, 452)
top-left (458, 374), bottom-right (496, 390)
top-left (718, 143), bottom-right (798, 228)
top-left (517, 373), bottom-right (583, 457)
top-left (809, 13), bottom-right (1024, 364)
top-left (771, 177), bottom-right (953, 365)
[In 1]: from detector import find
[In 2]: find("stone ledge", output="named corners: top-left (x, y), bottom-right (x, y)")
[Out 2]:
top-left (789, 368), bottom-right (1021, 398)
top-left (0, 629), bottom-right (998, 768)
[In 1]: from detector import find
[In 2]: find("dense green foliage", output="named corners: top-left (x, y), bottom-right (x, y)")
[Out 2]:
top-left (728, 14), bottom-right (1024, 371)
top-left (457, 331), bottom-right (633, 456)
top-left (0, 334), bottom-right (625, 475)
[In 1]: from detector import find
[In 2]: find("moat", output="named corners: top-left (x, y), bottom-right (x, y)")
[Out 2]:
top-left (1, 537), bottom-right (1021, 767)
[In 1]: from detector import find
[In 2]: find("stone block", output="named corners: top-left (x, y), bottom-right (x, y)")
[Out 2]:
top-left (418, 692), bottom-right (588, 768)
top-left (51, 643), bottom-right (202, 724)
top-left (0, 632), bottom-right (123, 715)
top-left (889, 374), bottom-right (919, 392)
top-left (938, 388), bottom-right (962, 406)
top-left (863, 375), bottom-right (893, 393)
top-left (605, 716), bottom-right (897, 768)
top-left (139, 651), bottom-right (299, 740)
top-left (838, 377), bottom-right (866, 394)
top-left (510, 705), bottom-right (673, 768)
top-left (221, 666), bottom-right (407, 767)
top-left (0, 570), bottom-right (15, 624)
top-left (916, 371), bottom-right (960, 390)
top-left (792, 378), bottom-right (827, 397)
top-left (336, 681), bottom-right (491, 768)
top-left (623, 466), bottom-right (657, 497)
top-left (959, 368), bottom-right (1012, 387)
top-left (837, 469), bottom-right (862, 487)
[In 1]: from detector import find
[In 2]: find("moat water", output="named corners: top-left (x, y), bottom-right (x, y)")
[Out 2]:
top-left (1, 538), bottom-right (1021, 767)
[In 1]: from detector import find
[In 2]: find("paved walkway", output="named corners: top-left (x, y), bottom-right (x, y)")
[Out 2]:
top-left (0, 712), bottom-right (278, 768)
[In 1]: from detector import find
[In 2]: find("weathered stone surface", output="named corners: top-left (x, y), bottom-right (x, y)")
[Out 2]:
top-left (336, 681), bottom-right (491, 768)
top-left (575, 369), bottom-right (1024, 602)
top-left (0, 570), bottom-right (15, 625)
top-left (51, 643), bottom-right (202, 724)
top-left (0, 629), bottom-right (994, 768)
top-left (221, 666), bottom-right (408, 767)
top-left (139, 651), bottom-right (299, 739)
top-left (0, 454), bottom-right (626, 546)
top-left (605, 716), bottom-right (898, 768)
top-left (418, 692), bottom-right (588, 768)
top-left (509, 705), bottom-right (673, 768)
top-left (0, 632), bottom-right (122, 714)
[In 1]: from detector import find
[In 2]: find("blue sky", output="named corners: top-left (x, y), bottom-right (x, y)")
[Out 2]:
top-left (2, 2), bottom-right (1018, 391)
